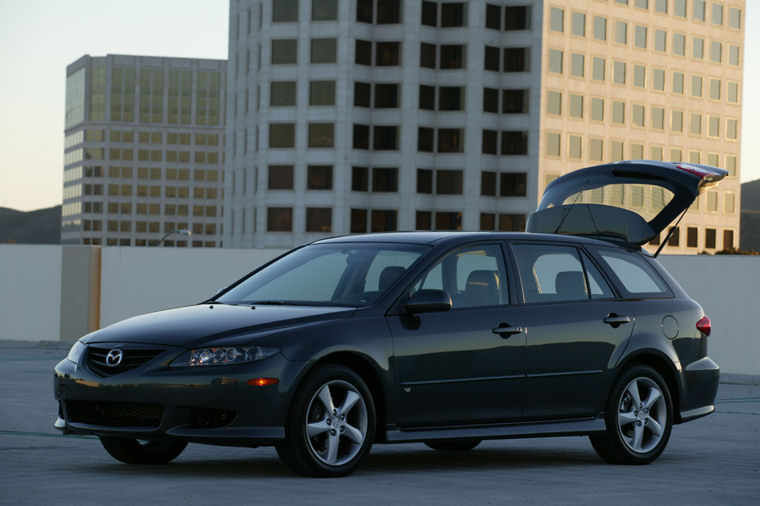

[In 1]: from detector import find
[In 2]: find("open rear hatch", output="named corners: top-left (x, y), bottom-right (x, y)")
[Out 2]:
top-left (526, 160), bottom-right (728, 246)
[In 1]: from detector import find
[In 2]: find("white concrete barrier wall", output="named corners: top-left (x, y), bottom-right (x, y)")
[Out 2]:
top-left (99, 247), bottom-right (286, 327)
top-left (0, 245), bottom-right (62, 341)
top-left (659, 255), bottom-right (760, 377)
top-left (0, 245), bottom-right (757, 376)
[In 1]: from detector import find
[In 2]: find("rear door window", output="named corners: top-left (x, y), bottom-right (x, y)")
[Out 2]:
top-left (596, 249), bottom-right (672, 297)
top-left (512, 244), bottom-right (614, 303)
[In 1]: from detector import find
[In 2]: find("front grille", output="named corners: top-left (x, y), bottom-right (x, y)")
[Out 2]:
top-left (86, 346), bottom-right (164, 377)
top-left (66, 400), bottom-right (163, 428)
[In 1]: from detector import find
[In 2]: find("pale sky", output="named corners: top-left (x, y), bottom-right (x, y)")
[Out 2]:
top-left (0, 0), bottom-right (758, 211)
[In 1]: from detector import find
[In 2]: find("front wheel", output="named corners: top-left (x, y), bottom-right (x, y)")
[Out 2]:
top-left (100, 437), bottom-right (187, 465)
top-left (590, 365), bottom-right (673, 465)
top-left (277, 365), bottom-right (376, 477)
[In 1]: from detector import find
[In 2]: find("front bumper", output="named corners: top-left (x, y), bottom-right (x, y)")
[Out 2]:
top-left (53, 347), bottom-right (303, 446)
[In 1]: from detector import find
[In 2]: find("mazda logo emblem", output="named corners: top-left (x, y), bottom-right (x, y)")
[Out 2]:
top-left (105, 349), bottom-right (124, 367)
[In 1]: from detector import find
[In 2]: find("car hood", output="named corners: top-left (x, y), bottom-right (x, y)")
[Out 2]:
top-left (82, 304), bottom-right (355, 348)
top-left (527, 160), bottom-right (728, 245)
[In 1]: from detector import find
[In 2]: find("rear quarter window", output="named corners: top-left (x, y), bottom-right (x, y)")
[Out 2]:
top-left (597, 249), bottom-right (672, 298)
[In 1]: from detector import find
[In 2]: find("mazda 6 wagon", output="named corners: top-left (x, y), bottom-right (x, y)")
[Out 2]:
top-left (54, 161), bottom-right (722, 476)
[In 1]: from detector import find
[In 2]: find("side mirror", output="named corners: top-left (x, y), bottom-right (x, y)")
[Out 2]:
top-left (404, 289), bottom-right (452, 314)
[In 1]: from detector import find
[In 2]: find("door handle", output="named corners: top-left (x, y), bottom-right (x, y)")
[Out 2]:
top-left (492, 324), bottom-right (525, 338)
top-left (603, 314), bottom-right (631, 327)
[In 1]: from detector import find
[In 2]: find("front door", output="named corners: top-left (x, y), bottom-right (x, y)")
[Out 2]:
top-left (389, 243), bottom-right (526, 427)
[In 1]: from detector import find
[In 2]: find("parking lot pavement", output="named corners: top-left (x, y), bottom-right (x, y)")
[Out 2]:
top-left (1, 341), bottom-right (758, 505)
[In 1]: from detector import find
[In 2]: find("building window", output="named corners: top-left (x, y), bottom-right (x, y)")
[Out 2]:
top-left (652, 68), bottom-right (665, 91)
top-left (592, 57), bottom-right (605, 81)
top-left (270, 81), bottom-right (296, 106)
top-left (593, 16), bottom-right (606, 40)
top-left (435, 212), bottom-right (462, 231)
top-left (417, 169), bottom-right (433, 194)
top-left (485, 4), bottom-right (500, 29)
top-left (633, 65), bottom-right (646, 88)
top-left (269, 123), bottom-right (295, 148)
top-left (687, 227), bottom-right (698, 247)
top-left (693, 37), bottom-right (704, 59)
top-left (372, 167), bottom-right (398, 192)
top-left (548, 49), bottom-right (563, 74)
top-left (728, 45), bottom-right (740, 66)
top-left (672, 71), bottom-right (685, 94)
top-left (481, 171), bottom-right (496, 196)
top-left (503, 89), bottom-right (528, 113)
top-left (418, 127), bottom-right (434, 152)
top-left (569, 94), bottom-right (583, 119)
top-left (651, 107), bottom-right (664, 130)
top-left (267, 207), bottom-right (292, 231)
top-left (667, 227), bottom-right (680, 247)
top-left (375, 83), bottom-right (399, 108)
top-left (437, 170), bottom-right (463, 195)
top-left (729, 7), bottom-right (742, 29)
top-left (723, 230), bottom-right (734, 250)
top-left (547, 91), bottom-right (561, 115)
top-left (306, 208), bottom-right (332, 232)
top-left (726, 119), bottom-right (738, 140)
top-left (273, 0), bottom-right (298, 22)
top-left (439, 86), bottom-right (464, 110)
top-left (709, 78), bottom-right (721, 101)
top-left (310, 80), bottom-right (335, 105)
top-left (420, 85), bottom-right (436, 110)
top-left (501, 132), bottom-right (528, 156)
top-left (550, 7), bottom-right (564, 32)
top-left (441, 2), bottom-right (466, 27)
top-left (352, 166), bottom-right (368, 191)
top-left (371, 210), bottom-right (397, 232)
top-left (312, 0), bottom-right (338, 21)
top-left (671, 110), bottom-right (683, 132)
top-left (572, 12), bottom-right (585, 36)
top-left (675, 0), bottom-right (687, 17)
top-left (272, 39), bottom-right (298, 64)
top-left (422, 1), bottom-right (437, 26)
top-left (712, 3), bottom-right (723, 25)
top-left (568, 135), bottom-right (583, 159)
top-left (421, 43), bottom-right (436, 68)
top-left (307, 165), bottom-right (332, 190)
top-left (416, 211), bottom-right (432, 230)
top-left (570, 53), bottom-right (584, 78)
top-left (440, 45), bottom-right (466, 69)
top-left (308, 123), bottom-right (334, 148)
top-left (376, 42), bottom-right (401, 66)
top-left (708, 115), bottom-right (720, 138)
top-left (482, 129), bottom-right (498, 154)
top-left (377, 0), bottom-right (401, 24)
top-left (673, 33), bottom-right (685, 56)
top-left (311, 38), bottom-right (337, 63)
top-left (353, 124), bottom-right (370, 149)
top-left (654, 29), bottom-right (667, 53)
top-left (503, 48), bottom-right (528, 72)
top-left (483, 88), bottom-right (498, 113)
top-left (356, 40), bottom-right (372, 65)
top-left (613, 61), bottom-right (626, 84)
top-left (546, 132), bottom-right (561, 157)
top-left (485, 46), bottom-right (500, 71)
top-left (357, 0), bottom-right (372, 22)
top-left (710, 41), bottom-right (722, 63)
top-left (438, 129), bottom-right (464, 153)
top-left (505, 6), bottom-right (529, 30)
top-left (350, 209), bottom-right (367, 233)
top-left (499, 214), bottom-right (526, 232)
top-left (614, 21), bottom-right (627, 45)
top-left (591, 98), bottom-right (604, 121)
top-left (268, 165), bottom-right (294, 190)
top-left (705, 228), bottom-right (716, 249)
top-left (589, 138), bottom-right (604, 161)
top-left (354, 82), bottom-right (371, 107)
top-left (373, 126), bottom-right (398, 150)
top-left (632, 104), bottom-right (645, 127)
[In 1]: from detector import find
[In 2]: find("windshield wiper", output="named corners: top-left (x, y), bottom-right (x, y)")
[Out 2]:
top-left (246, 300), bottom-right (286, 305)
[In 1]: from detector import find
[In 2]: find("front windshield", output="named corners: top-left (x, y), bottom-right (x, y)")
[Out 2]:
top-left (218, 243), bottom-right (428, 307)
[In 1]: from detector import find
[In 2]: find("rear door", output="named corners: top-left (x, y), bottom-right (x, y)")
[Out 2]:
top-left (510, 241), bottom-right (634, 420)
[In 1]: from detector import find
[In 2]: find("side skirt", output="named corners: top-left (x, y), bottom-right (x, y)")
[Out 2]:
top-left (383, 417), bottom-right (606, 443)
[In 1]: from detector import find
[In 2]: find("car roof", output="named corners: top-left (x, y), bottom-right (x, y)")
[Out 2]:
top-left (313, 231), bottom-right (632, 250)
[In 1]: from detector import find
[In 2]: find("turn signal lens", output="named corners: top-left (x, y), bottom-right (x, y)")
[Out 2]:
top-left (247, 378), bottom-right (279, 387)
top-left (696, 315), bottom-right (711, 336)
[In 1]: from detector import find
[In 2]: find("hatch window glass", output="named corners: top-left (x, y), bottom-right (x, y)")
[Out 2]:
top-left (412, 245), bottom-right (508, 308)
top-left (560, 183), bottom-right (674, 223)
top-left (597, 249), bottom-right (670, 296)
top-left (513, 244), bottom-right (604, 303)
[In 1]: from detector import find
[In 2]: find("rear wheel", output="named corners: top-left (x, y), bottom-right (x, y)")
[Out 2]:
top-left (99, 437), bottom-right (187, 465)
top-left (590, 365), bottom-right (672, 464)
top-left (424, 439), bottom-right (481, 452)
top-left (277, 365), bottom-right (375, 477)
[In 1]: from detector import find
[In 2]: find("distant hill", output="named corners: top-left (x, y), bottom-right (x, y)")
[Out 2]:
top-left (741, 179), bottom-right (760, 252)
top-left (0, 206), bottom-right (61, 244)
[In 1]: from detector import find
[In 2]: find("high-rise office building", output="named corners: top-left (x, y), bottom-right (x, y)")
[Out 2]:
top-left (62, 54), bottom-right (227, 247)
top-left (225, 0), bottom-right (743, 252)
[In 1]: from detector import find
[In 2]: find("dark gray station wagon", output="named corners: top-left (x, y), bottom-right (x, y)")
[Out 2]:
top-left (55, 161), bottom-right (723, 476)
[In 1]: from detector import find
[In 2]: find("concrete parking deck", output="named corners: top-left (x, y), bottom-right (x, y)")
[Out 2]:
top-left (1, 341), bottom-right (757, 505)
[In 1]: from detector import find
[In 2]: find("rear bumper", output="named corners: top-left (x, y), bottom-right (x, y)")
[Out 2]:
top-left (678, 356), bottom-right (720, 423)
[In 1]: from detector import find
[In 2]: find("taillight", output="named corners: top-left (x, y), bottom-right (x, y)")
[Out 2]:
top-left (696, 315), bottom-right (711, 336)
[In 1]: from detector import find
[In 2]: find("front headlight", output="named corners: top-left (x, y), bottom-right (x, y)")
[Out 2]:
top-left (170, 346), bottom-right (279, 368)
top-left (66, 340), bottom-right (85, 363)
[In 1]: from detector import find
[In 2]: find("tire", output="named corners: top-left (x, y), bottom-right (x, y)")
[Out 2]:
top-left (99, 437), bottom-right (187, 465)
top-left (424, 439), bottom-right (481, 452)
top-left (590, 365), bottom-right (673, 465)
top-left (276, 364), bottom-right (376, 477)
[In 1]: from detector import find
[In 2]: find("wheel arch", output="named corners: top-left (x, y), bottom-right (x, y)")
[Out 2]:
top-left (290, 351), bottom-right (389, 443)
top-left (613, 351), bottom-right (683, 423)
